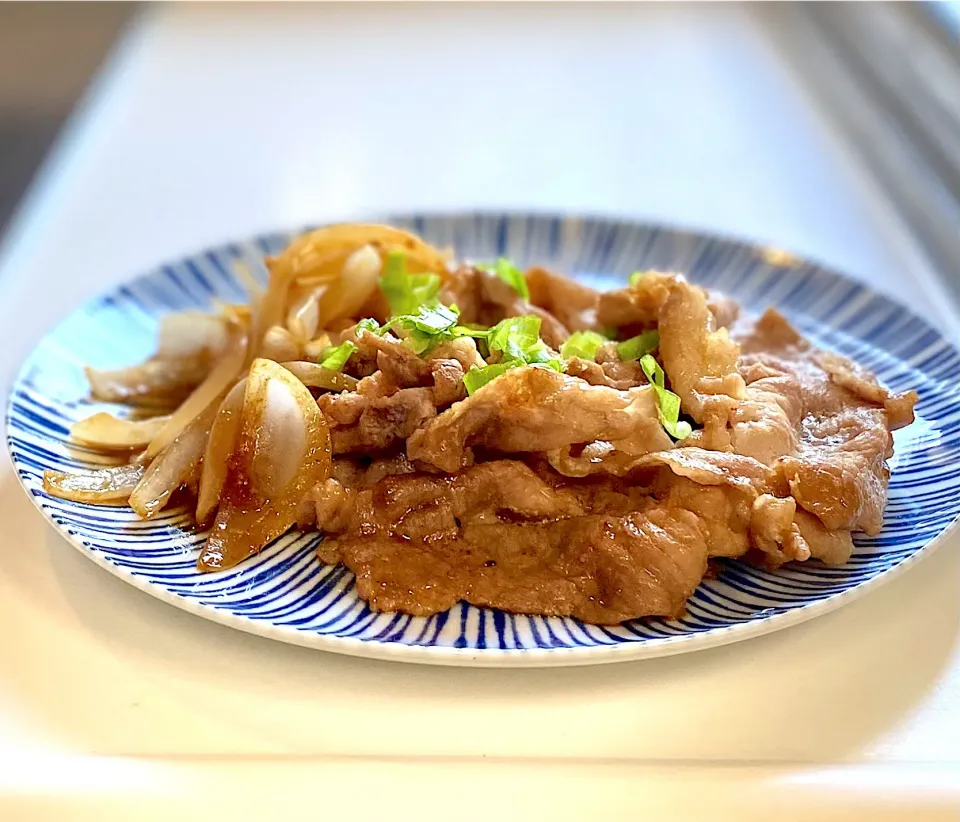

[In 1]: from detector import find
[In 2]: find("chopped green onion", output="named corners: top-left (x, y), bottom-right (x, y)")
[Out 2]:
top-left (639, 354), bottom-right (692, 440)
top-left (355, 317), bottom-right (380, 334)
top-left (460, 314), bottom-right (566, 393)
top-left (462, 356), bottom-right (564, 395)
top-left (478, 258), bottom-right (530, 301)
top-left (560, 330), bottom-right (608, 361)
top-left (616, 330), bottom-right (659, 361)
top-left (383, 303), bottom-right (462, 354)
top-left (463, 362), bottom-right (517, 395)
top-left (387, 303), bottom-right (459, 335)
top-left (320, 340), bottom-right (358, 372)
top-left (380, 252), bottom-right (441, 316)
top-left (487, 316), bottom-right (552, 364)
top-left (629, 270), bottom-right (651, 287)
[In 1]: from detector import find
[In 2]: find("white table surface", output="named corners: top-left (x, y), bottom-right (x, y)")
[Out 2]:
top-left (0, 4), bottom-right (957, 819)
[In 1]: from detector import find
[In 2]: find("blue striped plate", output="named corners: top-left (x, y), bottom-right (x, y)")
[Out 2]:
top-left (7, 214), bottom-right (960, 667)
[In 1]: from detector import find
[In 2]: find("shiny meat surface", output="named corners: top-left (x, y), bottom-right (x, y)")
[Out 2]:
top-left (304, 273), bottom-right (916, 622)
top-left (736, 309), bottom-right (916, 535)
top-left (60, 216), bottom-right (920, 626)
top-left (317, 460), bottom-right (709, 623)
top-left (407, 366), bottom-right (673, 473)
top-left (526, 266), bottom-right (600, 333)
top-left (440, 265), bottom-right (571, 347)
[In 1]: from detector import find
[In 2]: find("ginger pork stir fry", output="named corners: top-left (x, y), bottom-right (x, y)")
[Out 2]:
top-left (44, 224), bottom-right (919, 625)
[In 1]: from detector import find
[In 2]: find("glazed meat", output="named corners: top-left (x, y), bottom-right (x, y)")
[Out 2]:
top-left (55, 221), bottom-right (918, 626)
top-left (317, 460), bottom-right (709, 624)
top-left (441, 265), bottom-right (571, 347)
top-left (736, 309), bottom-right (916, 535)
top-left (407, 366), bottom-right (673, 473)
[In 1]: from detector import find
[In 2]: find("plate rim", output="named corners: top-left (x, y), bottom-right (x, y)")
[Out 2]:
top-left (7, 210), bottom-right (960, 668)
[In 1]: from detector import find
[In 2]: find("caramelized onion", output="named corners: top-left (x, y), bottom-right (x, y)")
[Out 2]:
top-left (130, 404), bottom-right (216, 519)
top-left (86, 357), bottom-right (209, 407)
top-left (279, 361), bottom-right (358, 392)
top-left (71, 413), bottom-right (171, 451)
top-left (285, 285), bottom-right (323, 343)
top-left (315, 244), bottom-right (382, 328)
top-left (195, 378), bottom-right (246, 528)
top-left (260, 325), bottom-right (301, 362)
top-left (43, 464), bottom-right (144, 504)
top-left (197, 358), bottom-right (331, 572)
top-left (303, 334), bottom-right (332, 361)
top-left (157, 312), bottom-right (229, 360)
top-left (144, 325), bottom-right (248, 461)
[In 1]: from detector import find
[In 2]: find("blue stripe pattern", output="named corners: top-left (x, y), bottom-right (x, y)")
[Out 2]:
top-left (6, 214), bottom-right (960, 665)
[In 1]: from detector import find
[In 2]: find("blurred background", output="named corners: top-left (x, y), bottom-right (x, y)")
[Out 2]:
top-left (0, 1), bottom-right (958, 322)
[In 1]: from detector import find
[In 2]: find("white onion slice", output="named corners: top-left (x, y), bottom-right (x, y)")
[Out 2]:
top-left (260, 325), bottom-right (301, 362)
top-left (195, 378), bottom-right (246, 528)
top-left (71, 413), bottom-right (172, 451)
top-left (285, 286), bottom-right (324, 343)
top-left (279, 361), bottom-right (358, 392)
top-left (197, 359), bottom-right (332, 572)
top-left (43, 464), bottom-right (144, 504)
top-left (157, 312), bottom-right (229, 360)
top-left (130, 404), bottom-right (216, 519)
top-left (315, 245), bottom-right (382, 329)
top-left (144, 326), bottom-right (248, 461)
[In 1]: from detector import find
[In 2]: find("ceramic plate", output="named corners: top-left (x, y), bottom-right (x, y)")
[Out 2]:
top-left (7, 213), bottom-right (960, 666)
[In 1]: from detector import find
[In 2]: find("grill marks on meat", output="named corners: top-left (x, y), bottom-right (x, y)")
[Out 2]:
top-left (317, 460), bottom-right (708, 624)
top-left (407, 366), bottom-right (673, 473)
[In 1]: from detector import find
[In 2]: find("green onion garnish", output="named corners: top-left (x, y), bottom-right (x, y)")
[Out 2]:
top-left (560, 330), bottom-right (608, 361)
top-left (616, 330), bottom-right (659, 361)
top-left (477, 258), bottom-right (530, 301)
top-left (639, 354), bottom-right (691, 440)
top-left (380, 252), bottom-right (441, 316)
top-left (320, 340), bottom-right (358, 372)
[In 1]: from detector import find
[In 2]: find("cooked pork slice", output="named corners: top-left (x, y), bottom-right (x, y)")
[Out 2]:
top-left (596, 271), bottom-right (680, 331)
top-left (598, 272), bottom-right (740, 338)
top-left (565, 343), bottom-right (648, 390)
top-left (735, 309), bottom-right (917, 534)
top-left (318, 344), bottom-right (469, 455)
top-left (637, 448), bottom-right (812, 566)
top-left (792, 510), bottom-right (854, 566)
top-left (427, 336), bottom-right (486, 371)
top-left (318, 387), bottom-right (437, 454)
top-left (658, 280), bottom-right (746, 450)
top-left (440, 265), bottom-right (571, 347)
top-left (526, 266), bottom-right (600, 332)
top-left (779, 406), bottom-right (894, 534)
top-left (727, 369), bottom-right (802, 466)
top-left (318, 460), bottom-right (708, 623)
top-left (815, 350), bottom-right (917, 430)
top-left (706, 290), bottom-right (740, 329)
top-left (407, 366), bottom-right (673, 473)
top-left (355, 330), bottom-right (430, 387)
